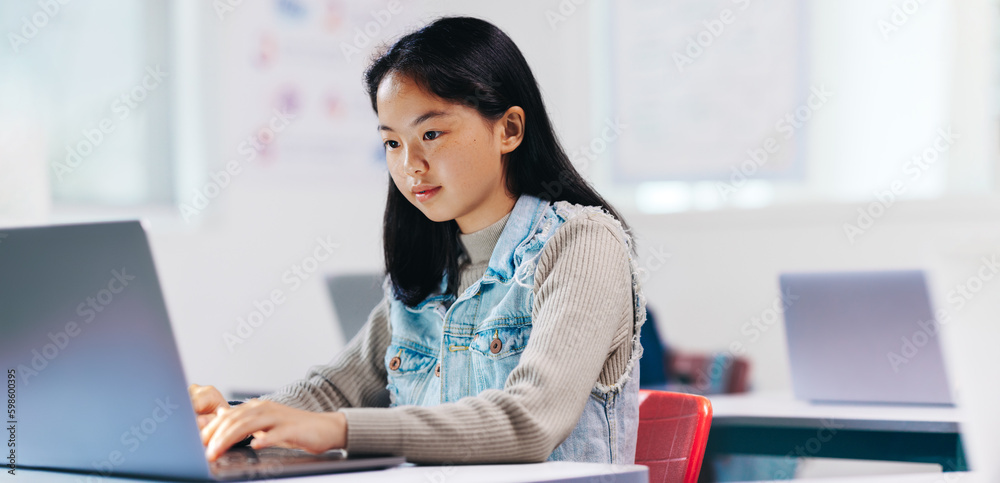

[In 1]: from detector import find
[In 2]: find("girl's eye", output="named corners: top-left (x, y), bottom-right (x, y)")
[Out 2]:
top-left (384, 140), bottom-right (399, 149)
top-left (423, 131), bottom-right (441, 141)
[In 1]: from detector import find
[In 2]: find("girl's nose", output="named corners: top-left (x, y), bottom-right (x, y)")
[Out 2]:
top-left (403, 147), bottom-right (428, 176)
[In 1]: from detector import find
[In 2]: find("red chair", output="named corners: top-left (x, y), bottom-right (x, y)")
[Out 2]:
top-left (635, 389), bottom-right (713, 483)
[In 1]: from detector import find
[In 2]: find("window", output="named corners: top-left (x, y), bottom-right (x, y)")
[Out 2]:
top-left (0, 0), bottom-right (173, 209)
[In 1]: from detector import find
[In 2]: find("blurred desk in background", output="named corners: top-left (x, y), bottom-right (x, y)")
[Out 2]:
top-left (705, 391), bottom-right (967, 473)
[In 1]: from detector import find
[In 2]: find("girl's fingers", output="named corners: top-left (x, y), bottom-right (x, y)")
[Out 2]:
top-left (200, 405), bottom-right (227, 445)
top-left (189, 384), bottom-right (227, 415)
top-left (199, 401), bottom-right (337, 461)
top-left (248, 425), bottom-right (300, 451)
top-left (252, 412), bottom-right (343, 454)
top-left (201, 404), bottom-right (244, 446)
top-left (249, 430), bottom-right (270, 448)
top-left (196, 413), bottom-right (215, 430)
top-left (206, 405), bottom-right (277, 461)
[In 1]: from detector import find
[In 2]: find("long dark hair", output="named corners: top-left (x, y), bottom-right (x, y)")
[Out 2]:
top-left (366, 16), bottom-right (633, 308)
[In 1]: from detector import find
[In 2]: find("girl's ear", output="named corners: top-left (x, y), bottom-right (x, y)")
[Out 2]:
top-left (498, 106), bottom-right (526, 155)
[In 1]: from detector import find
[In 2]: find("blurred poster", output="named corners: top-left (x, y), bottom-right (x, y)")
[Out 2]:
top-left (217, 0), bottom-right (424, 185)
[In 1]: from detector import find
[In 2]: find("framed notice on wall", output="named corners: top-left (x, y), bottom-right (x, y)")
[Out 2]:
top-left (609, 0), bottom-right (808, 184)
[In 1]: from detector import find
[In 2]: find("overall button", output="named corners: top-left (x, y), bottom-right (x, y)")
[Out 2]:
top-left (389, 356), bottom-right (401, 371)
top-left (490, 337), bottom-right (503, 354)
top-left (434, 363), bottom-right (441, 377)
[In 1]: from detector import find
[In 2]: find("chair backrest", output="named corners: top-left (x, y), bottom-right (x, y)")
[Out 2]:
top-left (636, 390), bottom-right (713, 483)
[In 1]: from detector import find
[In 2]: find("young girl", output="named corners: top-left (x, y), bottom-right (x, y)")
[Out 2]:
top-left (192, 16), bottom-right (646, 465)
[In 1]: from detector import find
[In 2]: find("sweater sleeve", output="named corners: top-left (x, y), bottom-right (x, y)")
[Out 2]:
top-left (338, 216), bottom-right (635, 463)
top-left (257, 295), bottom-right (392, 411)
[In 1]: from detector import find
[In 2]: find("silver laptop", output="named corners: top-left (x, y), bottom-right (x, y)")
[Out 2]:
top-left (780, 270), bottom-right (954, 405)
top-left (0, 220), bottom-right (405, 480)
top-left (325, 272), bottom-right (385, 344)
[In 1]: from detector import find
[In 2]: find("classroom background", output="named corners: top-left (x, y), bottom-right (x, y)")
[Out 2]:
top-left (2, 0), bottom-right (999, 478)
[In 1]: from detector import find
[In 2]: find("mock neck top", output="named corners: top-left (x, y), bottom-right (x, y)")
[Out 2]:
top-left (458, 211), bottom-right (511, 266)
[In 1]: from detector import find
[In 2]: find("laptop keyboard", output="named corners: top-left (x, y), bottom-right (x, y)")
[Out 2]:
top-left (211, 446), bottom-right (349, 478)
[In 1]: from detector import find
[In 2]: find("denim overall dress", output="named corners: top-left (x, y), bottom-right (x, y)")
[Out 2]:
top-left (382, 193), bottom-right (646, 463)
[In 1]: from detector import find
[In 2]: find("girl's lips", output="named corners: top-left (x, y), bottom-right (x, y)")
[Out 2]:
top-left (415, 186), bottom-right (441, 202)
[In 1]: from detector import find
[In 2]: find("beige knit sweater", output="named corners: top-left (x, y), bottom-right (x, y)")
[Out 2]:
top-left (260, 210), bottom-right (637, 463)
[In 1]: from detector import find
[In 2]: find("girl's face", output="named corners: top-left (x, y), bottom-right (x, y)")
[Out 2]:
top-left (377, 72), bottom-right (524, 234)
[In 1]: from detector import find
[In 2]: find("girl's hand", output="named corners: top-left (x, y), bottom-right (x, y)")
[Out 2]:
top-left (188, 384), bottom-right (229, 430)
top-left (200, 399), bottom-right (347, 461)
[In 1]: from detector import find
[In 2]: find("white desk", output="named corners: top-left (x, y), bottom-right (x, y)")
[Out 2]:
top-left (705, 391), bottom-right (966, 473)
top-left (14, 462), bottom-right (649, 483)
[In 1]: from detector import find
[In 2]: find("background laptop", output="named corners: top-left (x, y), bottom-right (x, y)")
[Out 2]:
top-left (0, 220), bottom-right (404, 480)
top-left (325, 272), bottom-right (385, 344)
top-left (780, 270), bottom-right (954, 405)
